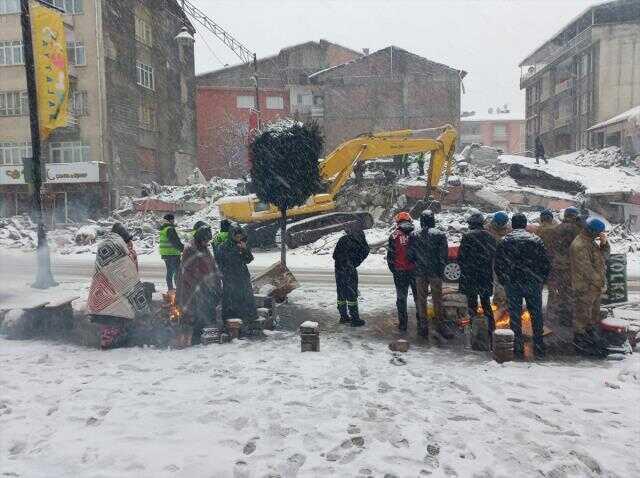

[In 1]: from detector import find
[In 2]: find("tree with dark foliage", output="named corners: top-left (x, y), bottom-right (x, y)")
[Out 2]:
top-left (249, 120), bottom-right (323, 265)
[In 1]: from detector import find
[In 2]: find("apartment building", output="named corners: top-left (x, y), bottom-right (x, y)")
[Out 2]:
top-left (460, 110), bottom-right (525, 154)
top-left (0, 0), bottom-right (196, 221)
top-left (520, 0), bottom-right (640, 157)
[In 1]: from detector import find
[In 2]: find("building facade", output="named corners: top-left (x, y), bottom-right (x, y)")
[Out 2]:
top-left (460, 112), bottom-right (525, 153)
top-left (520, 0), bottom-right (640, 157)
top-left (196, 40), bottom-right (362, 178)
top-left (196, 43), bottom-right (464, 179)
top-left (0, 0), bottom-right (196, 221)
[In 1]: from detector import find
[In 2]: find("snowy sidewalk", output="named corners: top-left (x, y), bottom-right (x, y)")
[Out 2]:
top-left (1, 334), bottom-right (639, 477)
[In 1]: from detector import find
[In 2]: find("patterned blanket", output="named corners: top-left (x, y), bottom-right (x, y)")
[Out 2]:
top-left (87, 233), bottom-right (150, 321)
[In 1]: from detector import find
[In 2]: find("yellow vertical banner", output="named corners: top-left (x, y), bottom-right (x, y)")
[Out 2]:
top-left (31, 1), bottom-right (69, 139)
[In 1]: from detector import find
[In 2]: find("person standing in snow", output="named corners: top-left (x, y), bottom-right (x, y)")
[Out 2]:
top-left (387, 212), bottom-right (418, 333)
top-left (333, 223), bottom-right (370, 327)
top-left (546, 207), bottom-right (582, 326)
top-left (416, 153), bottom-right (426, 176)
top-left (192, 220), bottom-right (207, 238)
top-left (458, 212), bottom-right (498, 337)
top-left (484, 211), bottom-right (512, 307)
top-left (570, 218), bottom-right (610, 357)
top-left (534, 136), bottom-right (548, 165)
top-left (408, 211), bottom-right (449, 339)
top-left (215, 227), bottom-right (258, 333)
top-left (213, 219), bottom-right (232, 249)
top-left (495, 213), bottom-right (551, 358)
top-left (177, 225), bottom-right (222, 344)
top-left (159, 214), bottom-right (184, 292)
top-left (401, 154), bottom-right (410, 177)
top-left (88, 223), bottom-right (150, 349)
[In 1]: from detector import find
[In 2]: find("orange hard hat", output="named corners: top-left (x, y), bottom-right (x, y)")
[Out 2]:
top-left (394, 211), bottom-right (412, 223)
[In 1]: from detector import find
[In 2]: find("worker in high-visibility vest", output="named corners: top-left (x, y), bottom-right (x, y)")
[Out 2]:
top-left (159, 213), bottom-right (184, 291)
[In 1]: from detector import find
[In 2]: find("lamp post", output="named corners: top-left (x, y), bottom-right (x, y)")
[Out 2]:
top-left (20, 0), bottom-right (57, 289)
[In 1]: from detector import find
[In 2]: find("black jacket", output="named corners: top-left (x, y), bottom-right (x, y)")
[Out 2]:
top-left (534, 138), bottom-right (545, 157)
top-left (495, 229), bottom-right (551, 289)
top-left (408, 227), bottom-right (448, 279)
top-left (458, 227), bottom-right (497, 295)
top-left (215, 241), bottom-right (257, 321)
top-left (333, 232), bottom-right (369, 270)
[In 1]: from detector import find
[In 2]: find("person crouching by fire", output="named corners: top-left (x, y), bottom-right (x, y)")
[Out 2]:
top-left (87, 223), bottom-right (150, 349)
top-left (177, 225), bottom-right (222, 345)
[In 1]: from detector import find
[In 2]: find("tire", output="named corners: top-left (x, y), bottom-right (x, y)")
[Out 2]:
top-left (443, 261), bottom-right (461, 283)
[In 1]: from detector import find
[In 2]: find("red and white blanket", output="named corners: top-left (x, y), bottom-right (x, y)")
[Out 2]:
top-left (87, 233), bottom-right (149, 320)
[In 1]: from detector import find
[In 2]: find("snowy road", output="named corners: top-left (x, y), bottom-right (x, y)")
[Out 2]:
top-left (1, 335), bottom-right (639, 477)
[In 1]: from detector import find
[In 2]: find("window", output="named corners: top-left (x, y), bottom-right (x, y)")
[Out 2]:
top-left (66, 41), bottom-right (86, 66)
top-left (0, 40), bottom-right (24, 66)
top-left (49, 141), bottom-right (90, 163)
top-left (138, 104), bottom-right (156, 130)
top-left (493, 124), bottom-right (507, 137)
top-left (135, 17), bottom-right (153, 46)
top-left (0, 0), bottom-right (19, 14)
top-left (266, 96), bottom-right (284, 110)
top-left (136, 62), bottom-right (155, 90)
top-left (0, 91), bottom-right (28, 116)
top-left (70, 90), bottom-right (88, 116)
top-left (236, 95), bottom-right (255, 109)
top-left (64, 0), bottom-right (82, 14)
top-left (0, 142), bottom-right (31, 165)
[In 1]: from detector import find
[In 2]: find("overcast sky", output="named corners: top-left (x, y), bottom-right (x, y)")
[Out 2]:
top-left (190, 0), bottom-right (595, 117)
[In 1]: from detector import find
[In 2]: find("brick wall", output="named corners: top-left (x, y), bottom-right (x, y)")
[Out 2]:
top-left (197, 87), bottom-right (290, 178)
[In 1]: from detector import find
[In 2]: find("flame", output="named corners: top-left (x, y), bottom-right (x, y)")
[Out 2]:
top-left (162, 290), bottom-right (182, 322)
top-left (478, 304), bottom-right (532, 333)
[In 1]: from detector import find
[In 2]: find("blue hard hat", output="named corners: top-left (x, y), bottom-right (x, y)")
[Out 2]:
top-left (586, 217), bottom-right (606, 234)
top-left (492, 211), bottom-right (509, 227)
top-left (564, 207), bottom-right (579, 219)
top-left (540, 209), bottom-right (554, 221)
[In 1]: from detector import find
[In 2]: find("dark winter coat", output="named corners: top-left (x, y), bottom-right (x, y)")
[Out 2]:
top-left (458, 227), bottom-right (497, 295)
top-left (534, 137), bottom-right (545, 158)
top-left (495, 229), bottom-right (551, 290)
top-left (215, 240), bottom-right (257, 322)
top-left (177, 239), bottom-right (222, 326)
top-left (333, 231), bottom-right (370, 271)
top-left (387, 223), bottom-right (416, 273)
top-left (408, 227), bottom-right (448, 279)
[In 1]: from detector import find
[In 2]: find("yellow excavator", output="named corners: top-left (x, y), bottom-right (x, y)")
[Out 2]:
top-left (217, 125), bottom-right (458, 248)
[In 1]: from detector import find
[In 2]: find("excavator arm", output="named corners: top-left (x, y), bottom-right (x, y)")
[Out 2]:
top-left (217, 125), bottom-right (457, 229)
top-left (321, 125), bottom-right (457, 197)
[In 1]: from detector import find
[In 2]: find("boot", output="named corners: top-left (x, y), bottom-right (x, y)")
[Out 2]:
top-left (349, 304), bottom-right (365, 327)
top-left (338, 303), bottom-right (350, 324)
top-left (417, 317), bottom-right (429, 338)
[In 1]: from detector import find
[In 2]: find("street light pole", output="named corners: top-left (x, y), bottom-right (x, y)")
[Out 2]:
top-left (253, 53), bottom-right (260, 120)
top-left (20, 0), bottom-right (57, 289)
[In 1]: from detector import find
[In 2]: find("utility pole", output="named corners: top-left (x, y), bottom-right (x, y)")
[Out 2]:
top-left (253, 53), bottom-right (260, 117)
top-left (20, 0), bottom-right (57, 289)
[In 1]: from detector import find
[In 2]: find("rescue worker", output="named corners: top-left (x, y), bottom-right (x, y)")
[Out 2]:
top-left (535, 209), bottom-right (557, 248)
top-left (546, 207), bottom-right (582, 326)
top-left (333, 223), bottom-right (370, 327)
top-left (416, 153), bottom-right (426, 176)
top-left (458, 212), bottom-right (498, 336)
top-left (570, 218), bottom-right (610, 357)
top-left (484, 211), bottom-right (511, 307)
top-left (213, 219), bottom-right (232, 247)
top-left (192, 220), bottom-right (207, 238)
top-left (387, 212), bottom-right (418, 332)
top-left (534, 136), bottom-right (548, 165)
top-left (495, 213), bottom-right (551, 358)
top-left (401, 154), bottom-right (410, 177)
top-left (408, 210), bottom-right (449, 339)
top-left (215, 227), bottom-right (258, 333)
top-left (159, 213), bottom-right (184, 291)
top-left (177, 225), bottom-right (222, 345)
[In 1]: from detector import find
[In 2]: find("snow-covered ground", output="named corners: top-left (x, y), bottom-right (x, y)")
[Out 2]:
top-left (499, 153), bottom-right (639, 194)
top-left (2, 328), bottom-right (639, 477)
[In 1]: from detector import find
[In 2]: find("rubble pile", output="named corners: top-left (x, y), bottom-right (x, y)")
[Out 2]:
top-left (334, 175), bottom-right (400, 224)
top-left (566, 147), bottom-right (630, 169)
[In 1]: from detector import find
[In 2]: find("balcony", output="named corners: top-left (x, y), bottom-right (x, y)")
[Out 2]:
top-left (520, 27), bottom-right (592, 88)
top-left (310, 106), bottom-right (324, 119)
